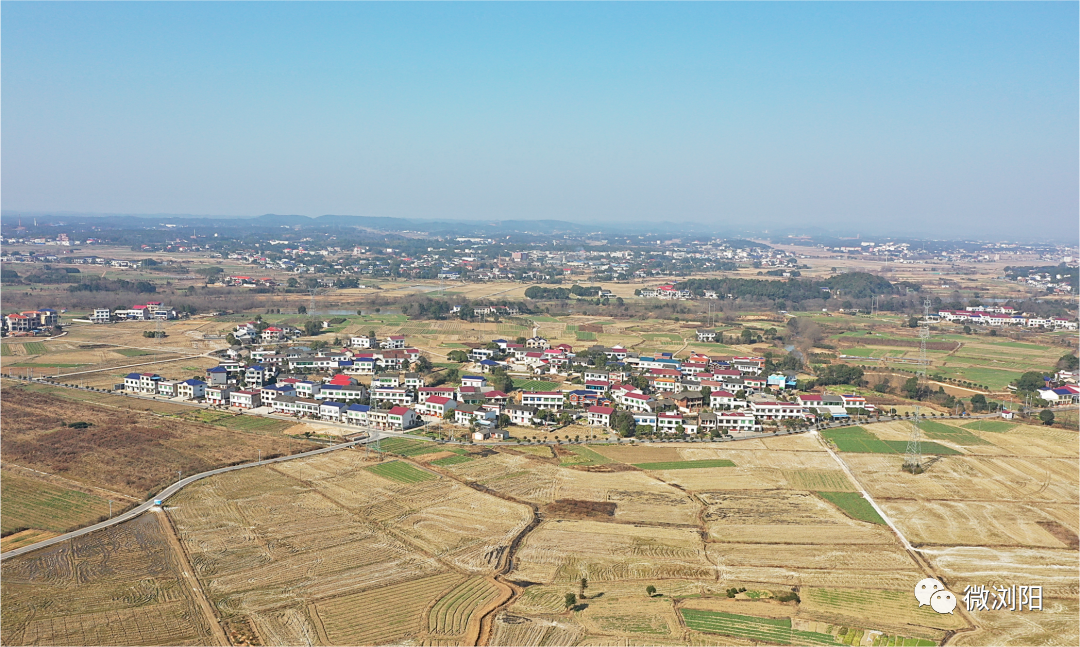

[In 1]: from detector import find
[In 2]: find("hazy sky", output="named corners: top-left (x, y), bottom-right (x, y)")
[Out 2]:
top-left (3, 2), bottom-right (1077, 237)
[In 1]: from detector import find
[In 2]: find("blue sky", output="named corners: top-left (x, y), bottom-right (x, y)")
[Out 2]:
top-left (2, 2), bottom-right (1076, 237)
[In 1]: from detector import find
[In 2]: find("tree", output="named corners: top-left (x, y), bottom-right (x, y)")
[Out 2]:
top-left (303, 320), bottom-right (322, 337)
top-left (740, 328), bottom-right (755, 344)
top-left (1056, 353), bottom-right (1079, 371)
top-left (1039, 409), bottom-right (1055, 426)
top-left (1015, 371), bottom-right (1046, 393)
top-left (579, 577), bottom-right (588, 599)
top-left (287, 277), bottom-right (300, 288)
top-left (297, 305), bottom-right (307, 315)
top-left (497, 414), bottom-right (511, 428)
top-left (447, 350), bottom-right (470, 363)
top-left (970, 393), bottom-right (987, 412)
top-left (225, 333), bottom-right (238, 346)
top-left (612, 410), bottom-right (637, 437)
top-left (646, 585), bottom-right (657, 597)
top-left (564, 593), bottom-right (577, 610)
top-left (413, 355), bottom-right (432, 373)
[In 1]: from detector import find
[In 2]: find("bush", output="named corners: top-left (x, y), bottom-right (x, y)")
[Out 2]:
top-left (67, 421), bottom-right (92, 429)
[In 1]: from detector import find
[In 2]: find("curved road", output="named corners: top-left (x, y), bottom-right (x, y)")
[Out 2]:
top-left (0, 431), bottom-right (383, 561)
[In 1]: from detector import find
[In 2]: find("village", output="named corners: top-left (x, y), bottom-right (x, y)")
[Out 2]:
top-left (94, 319), bottom-right (906, 445)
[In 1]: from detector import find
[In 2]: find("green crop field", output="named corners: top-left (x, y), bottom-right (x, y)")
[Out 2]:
top-left (21, 342), bottom-right (48, 355)
top-left (962, 419), bottom-right (1017, 433)
top-left (816, 491), bottom-right (886, 525)
top-left (932, 366), bottom-right (1028, 391)
top-left (821, 427), bottom-right (961, 456)
top-left (113, 348), bottom-right (156, 357)
top-left (223, 415), bottom-right (293, 433)
top-left (633, 459), bottom-right (736, 470)
top-left (683, 608), bottom-right (936, 646)
top-left (378, 437), bottom-right (454, 457)
top-left (558, 445), bottom-right (612, 467)
top-left (430, 454), bottom-right (474, 466)
top-left (916, 420), bottom-right (992, 445)
top-left (512, 379), bottom-right (561, 391)
top-left (0, 344), bottom-right (13, 356)
top-left (680, 609), bottom-right (843, 646)
top-left (364, 460), bottom-right (436, 483)
top-left (1, 472), bottom-right (113, 534)
top-left (575, 331), bottom-right (597, 341)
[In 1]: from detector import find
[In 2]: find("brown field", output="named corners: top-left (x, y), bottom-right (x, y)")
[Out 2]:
top-left (0, 513), bottom-right (218, 646)
top-left (0, 383), bottom-right (314, 501)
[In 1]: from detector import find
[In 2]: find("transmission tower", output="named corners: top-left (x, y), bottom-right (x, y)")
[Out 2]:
top-left (308, 287), bottom-right (318, 318)
top-left (904, 298), bottom-right (932, 473)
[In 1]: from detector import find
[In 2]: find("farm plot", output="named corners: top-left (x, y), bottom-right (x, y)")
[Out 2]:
top-left (490, 612), bottom-right (584, 647)
top-left (815, 491), bottom-right (886, 525)
top-left (961, 419), bottom-right (1017, 433)
top-left (427, 576), bottom-right (507, 639)
top-left (701, 490), bottom-right (899, 546)
top-left (915, 420), bottom-right (993, 446)
top-left (365, 460), bottom-right (437, 483)
top-left (1, 471), bottom-right (113, 534)
top-left (633, 459), bottom-right (736, 470)
top-left (557, 445), bottom-right (612, 466)
top-left (841, 453), bottom-right (1079, 506)
top-left (705, 542), bottom-right (921, 591)
top-left (21, 341), bottom-right (49, 355)
top-left (821, 427), bottom-right (961, 456)
top-left (801, 588), bottom-right (968, 638)
top-left (509, 519), bottom-right (714, 584)
top-left (878, 499), bottom-right (1072, 548)
top-left (681, 609), bottom-right (845, 646)
top-left (378, 437), bottom-right (456, 457)
top-left (314, 572), bottom-right (464, 645)
top-left (952, 597), bottom-right (1079, 647)
top-left (0, 513), bottom-right (216, 647)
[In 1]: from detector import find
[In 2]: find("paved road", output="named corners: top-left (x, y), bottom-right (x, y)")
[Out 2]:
top-left (0, 431), bottom-right (382, 561)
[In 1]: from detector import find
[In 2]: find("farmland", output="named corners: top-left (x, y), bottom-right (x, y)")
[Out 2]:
top-left (1, 471), bottom-right (113, 534)
top-left (2, 416), bottom-right (1076, 645)
top-left (821, 426), bottom-right (962, 455)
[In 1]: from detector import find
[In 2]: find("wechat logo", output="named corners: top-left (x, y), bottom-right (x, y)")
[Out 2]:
top-left (915, 578), bottom-right (956, 614)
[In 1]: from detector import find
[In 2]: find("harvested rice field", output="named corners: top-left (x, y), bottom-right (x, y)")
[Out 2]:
top-left (2, 417), bottom-right (1074, 645)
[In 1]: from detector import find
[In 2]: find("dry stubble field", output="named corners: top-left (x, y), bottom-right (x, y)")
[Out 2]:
top-left (2, 420), bottom-right (1075, 646)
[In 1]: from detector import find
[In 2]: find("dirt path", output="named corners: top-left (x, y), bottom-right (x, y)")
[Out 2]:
top-left (158, 510), bottom-right (230, 646)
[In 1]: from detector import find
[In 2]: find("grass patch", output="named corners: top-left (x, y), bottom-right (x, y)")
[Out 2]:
top-left (430, 454), bottom-right (475, 466)
top-left (821, 427), bottom-right (961, 456)
top-left (633, 459), bottom-right (736, 470)
top-left (22, 342), bottom-right (48, 355)
top-left (512, 379), bottom-right (561, 391)
top-left (961, 419), bottom-right (1017, 433)
top-left (916, 420), bottom-right (992, 446)
top-left (558, 445), bottom-right (612, 467)
top-left (575, 331), bottom-right (597, 341)
top-left (0, 344), bottom-right (13, 357)
top-left (364, 460), bottom-right (436, 484)
top-left (815, 491), bottom-right (887, 525)
top-left (933, 366), bottom-right (1030, 391)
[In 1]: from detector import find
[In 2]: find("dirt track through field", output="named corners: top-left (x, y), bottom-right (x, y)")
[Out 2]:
top-left (159, 510), bottom-right (230, 646)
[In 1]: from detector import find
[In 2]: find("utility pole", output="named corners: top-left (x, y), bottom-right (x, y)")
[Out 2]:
top-left (109, 500), bottom-right (113, 518)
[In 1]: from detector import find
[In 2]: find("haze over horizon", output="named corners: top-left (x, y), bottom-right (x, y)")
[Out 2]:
top-left (2, 2), bottom-right (1077, 239)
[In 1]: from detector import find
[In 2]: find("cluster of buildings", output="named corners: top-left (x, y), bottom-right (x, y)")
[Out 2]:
top-left (1011, 270), bottom-right (1075, 294)
top-left (86, 302), bottom-right (178, 324)
top-left (934, 306), bottom-right (1077, 330)
top-left (2, 309), bottom-right (59, 335)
